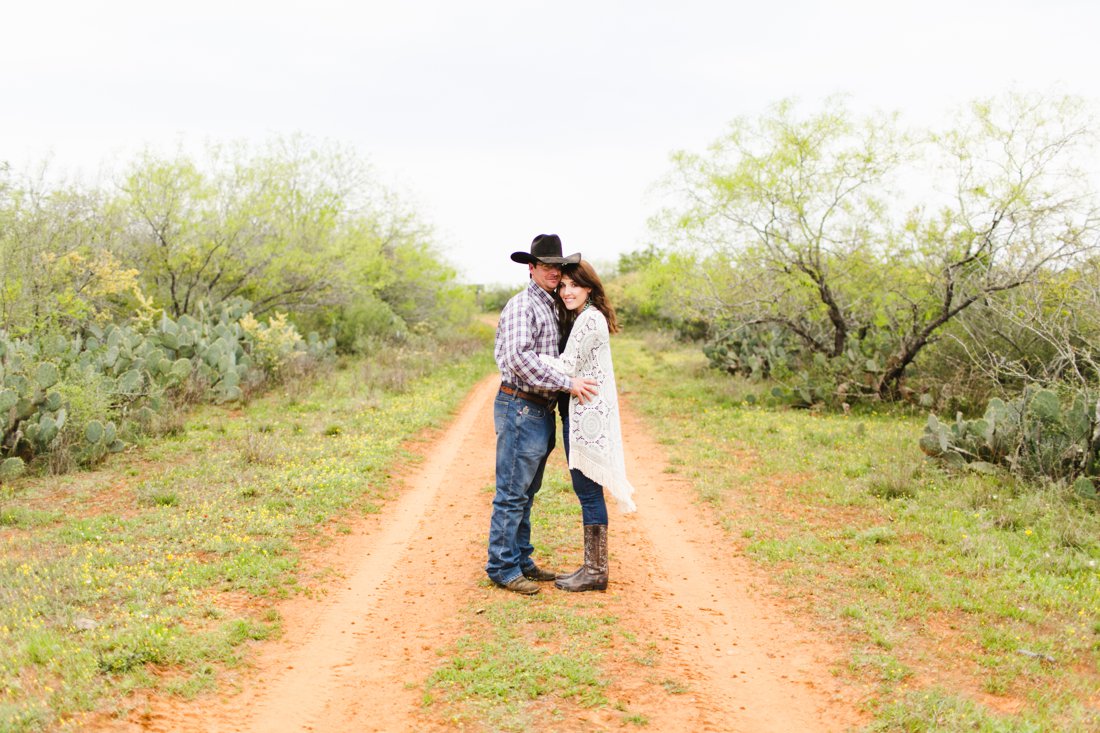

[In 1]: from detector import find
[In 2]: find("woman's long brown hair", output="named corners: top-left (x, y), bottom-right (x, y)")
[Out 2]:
top-left (555, 260), bottom-right (619, 345)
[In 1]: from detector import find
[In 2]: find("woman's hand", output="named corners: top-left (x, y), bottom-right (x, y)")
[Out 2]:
top-left (570, 377), bottom-right (599, 404)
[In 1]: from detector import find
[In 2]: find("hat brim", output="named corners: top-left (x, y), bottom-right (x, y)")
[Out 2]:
top-left (511, 252), bottom-right (582, 265)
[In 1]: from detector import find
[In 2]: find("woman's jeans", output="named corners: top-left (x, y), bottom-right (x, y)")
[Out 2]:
top-left (561, 401), bottom-right (609, 526)
top-left (486, 390), bottom-right (556, 585)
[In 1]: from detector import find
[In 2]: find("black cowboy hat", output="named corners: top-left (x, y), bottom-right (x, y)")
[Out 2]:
top-left (510, 233), bottom-right (581, 265)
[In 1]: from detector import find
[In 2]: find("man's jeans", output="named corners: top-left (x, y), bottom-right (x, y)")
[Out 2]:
top-left (486, 391), bottom-right (556, 585)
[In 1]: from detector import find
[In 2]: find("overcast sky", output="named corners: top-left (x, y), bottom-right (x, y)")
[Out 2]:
top-left (3, 1), bottom-right (1098, 286)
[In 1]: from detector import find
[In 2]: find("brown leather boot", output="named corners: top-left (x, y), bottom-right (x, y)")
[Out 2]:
top-left (554, 524), bottom-right (608, 592)
top-left (522, 563), bottom-right (557, 581)
top-left (555, 526), bottom-right (589, 582)
top-left (500, 576), bottom-right (540, 595)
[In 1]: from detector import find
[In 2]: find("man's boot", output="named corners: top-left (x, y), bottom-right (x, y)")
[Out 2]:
top-left (522, 563), bottom-right (557, 581)
top-left (554, 524), bottom-right (608, 592)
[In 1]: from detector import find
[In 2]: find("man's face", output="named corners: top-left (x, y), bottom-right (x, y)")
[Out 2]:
top-left (529, 261), bottom-right (562, 292)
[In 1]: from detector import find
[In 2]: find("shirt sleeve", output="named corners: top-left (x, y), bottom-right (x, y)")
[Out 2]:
top-left (497, 298), bottom-right (571, 390)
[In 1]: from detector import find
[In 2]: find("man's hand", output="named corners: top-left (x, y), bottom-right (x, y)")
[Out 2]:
top-left (570, 377), bottom-right (599, 404)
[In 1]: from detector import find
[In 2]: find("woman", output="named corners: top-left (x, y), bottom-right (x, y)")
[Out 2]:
top-left (540, 260), bottom-right (636, 592)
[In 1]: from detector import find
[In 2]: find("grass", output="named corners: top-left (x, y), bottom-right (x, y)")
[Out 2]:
top-left (421, 467), bottom-right (660, 731)
top-left (0, 328), bottom-right (496, 732)
top-left (613, 333), bottom-right (1100, 732)
top-left (4, 321), bottom-right (1097, 731)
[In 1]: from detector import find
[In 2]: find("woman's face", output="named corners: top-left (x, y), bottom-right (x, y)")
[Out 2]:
top-left (558, 275), bottom-right (592, 311)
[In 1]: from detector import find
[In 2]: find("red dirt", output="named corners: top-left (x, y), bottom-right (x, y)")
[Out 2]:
top-left (89, 374), bottom-right (866, 732)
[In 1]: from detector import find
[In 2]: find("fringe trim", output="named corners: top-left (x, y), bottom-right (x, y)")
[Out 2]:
top-left (570, 450), bottom-right (637, 513)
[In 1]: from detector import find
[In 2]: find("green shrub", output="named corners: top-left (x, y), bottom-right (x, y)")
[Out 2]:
top-left (51, 364), bottom-right (118, 471)
top-left (325, 294), bottom-right (405, 354)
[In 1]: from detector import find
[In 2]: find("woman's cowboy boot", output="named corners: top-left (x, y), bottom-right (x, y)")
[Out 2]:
top-left (555, 525), bottom-right (591, 583)
top-left (554, 524), bottom-right (608, 592)
top-left (555, 564), bottom-right (583, 583)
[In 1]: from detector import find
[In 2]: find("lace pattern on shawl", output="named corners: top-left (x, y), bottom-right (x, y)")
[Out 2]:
top-left (540, 309), bottom-right (637, 513)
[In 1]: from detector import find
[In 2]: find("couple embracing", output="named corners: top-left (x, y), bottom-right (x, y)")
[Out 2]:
top-left (486, 234), bottom-right (637, 596)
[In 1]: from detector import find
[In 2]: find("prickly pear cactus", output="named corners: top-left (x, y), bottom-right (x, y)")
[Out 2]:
top-left (0, 456), bottom-right (24, 481)
top-left (921, 387), bottom-right (1100, 486)
top-left (1, 296), bottom-right (332, 471)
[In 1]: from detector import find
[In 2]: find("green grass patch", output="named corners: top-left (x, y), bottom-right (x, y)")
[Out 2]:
top-left (423, 469), bottom-right (646, 731)
top-left (614, 332), bottom-right (1100, 732)
top-left (0, 329), bottom-right (495, 732)
top-left (657, 677), bottom-right (689, 694)
top-left (868, 688), bottom-right (1099, 732)
top-left (0, 506), bottom-right (62, 528)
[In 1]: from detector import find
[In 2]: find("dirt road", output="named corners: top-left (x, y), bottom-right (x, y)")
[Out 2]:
top-left (101, 374), bottom-right (864, 732)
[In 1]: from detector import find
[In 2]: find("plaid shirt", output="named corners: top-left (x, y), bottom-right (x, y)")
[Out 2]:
top-left (495, 279), bottom-right (571, 397)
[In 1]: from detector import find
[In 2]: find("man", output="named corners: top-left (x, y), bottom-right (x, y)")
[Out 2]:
top-left (486, 234), bottom-right (599, 595)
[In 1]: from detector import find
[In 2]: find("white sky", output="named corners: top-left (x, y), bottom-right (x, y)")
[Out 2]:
top-left (3, 0), bottom-right (1098, 286)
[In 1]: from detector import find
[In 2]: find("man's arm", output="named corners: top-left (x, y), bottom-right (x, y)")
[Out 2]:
top-left (497, 299), bottom-right (572, 391)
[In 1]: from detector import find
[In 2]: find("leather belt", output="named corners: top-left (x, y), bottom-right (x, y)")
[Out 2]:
top-left (499, 383), bottom-right (556, 408)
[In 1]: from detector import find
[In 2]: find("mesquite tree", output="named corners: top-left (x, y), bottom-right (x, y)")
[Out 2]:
top-left (114, 140), bottom-right (355, 318)
top-left (955, 257), bottom-right (1100, 390)
top-left (659, 93), bottom-right (1099, 400)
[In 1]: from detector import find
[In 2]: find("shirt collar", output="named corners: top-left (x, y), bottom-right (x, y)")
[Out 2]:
top-left (527, 278), bottom-right (556, 307)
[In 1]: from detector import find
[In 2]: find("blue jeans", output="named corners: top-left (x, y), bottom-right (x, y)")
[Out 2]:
top-left (486, 390), bottom-right (556, 585)
top-left (560, 399), bottom-right (609, 526)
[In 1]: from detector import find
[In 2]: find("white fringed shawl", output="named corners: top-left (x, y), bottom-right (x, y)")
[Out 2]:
top-left (540, 308), bottom-right (637, 513)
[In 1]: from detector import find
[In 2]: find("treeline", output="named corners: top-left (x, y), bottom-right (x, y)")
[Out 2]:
top-left (1, 138), bottom-right (472, 348)
top-left (612, 92), bottom-right (1100, 490)
top-left (0, 139), bottom-right (475, 476)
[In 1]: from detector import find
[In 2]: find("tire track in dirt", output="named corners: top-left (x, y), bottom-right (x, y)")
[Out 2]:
top-left (231, 373), bottom-right (502, 733)
top-left (96, 374), bottom-right (864, 732)
top-left (593, 398), bottom-right (866, 731)
top-left (102, 374), bottom-right (502, 732)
